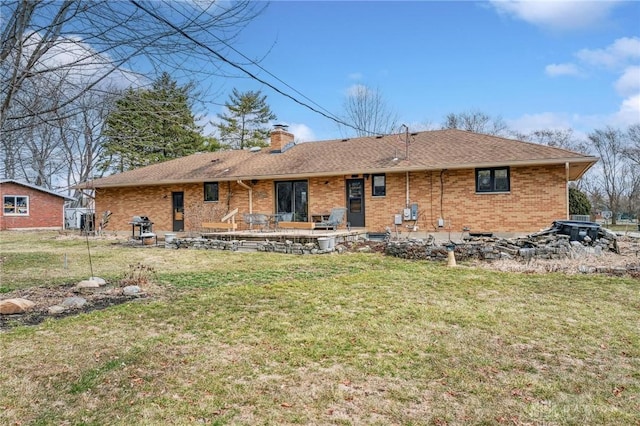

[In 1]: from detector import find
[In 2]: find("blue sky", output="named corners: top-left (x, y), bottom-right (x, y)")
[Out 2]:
top-left (204, 1), bottom-right (640, 142)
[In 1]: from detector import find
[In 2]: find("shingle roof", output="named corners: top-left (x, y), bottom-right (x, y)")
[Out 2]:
top-left (78, 129), bottom-right (597, 188)
top-left (0, 179), bottom-right (75, 200)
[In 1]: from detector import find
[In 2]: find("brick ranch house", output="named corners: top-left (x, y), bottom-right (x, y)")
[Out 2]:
top-left (1, 179), bottom-right (75, 230)
top-left (77, 127), bottom-right (597, 237)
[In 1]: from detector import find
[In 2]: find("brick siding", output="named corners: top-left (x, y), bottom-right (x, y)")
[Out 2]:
top-left (95, 164), bottom-right (568, 234)
top-left (0, 182), bottom-right (66, 230)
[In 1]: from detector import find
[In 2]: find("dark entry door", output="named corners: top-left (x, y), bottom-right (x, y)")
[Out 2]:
top-left (346, 179), bottom-right (365, 227)
top-left (172, 192), bottom-right (184, 232)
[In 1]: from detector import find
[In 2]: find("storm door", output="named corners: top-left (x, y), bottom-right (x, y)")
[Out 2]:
top-left (275, 180), bottom-right (308, 222)
top-left (346, 179), bottom-right (365, 227)
top-left (172, 192), bottom-right (184, 232)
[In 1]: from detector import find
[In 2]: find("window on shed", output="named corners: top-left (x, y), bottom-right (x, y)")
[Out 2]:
top-left (476, 167), bottom-right (510, 193)
top-left (3, 195), bottom-right (29, 215)
top-left (204, 182), bottom-right (219, 202)
top-left (372, 174), bottom-right (386, 196)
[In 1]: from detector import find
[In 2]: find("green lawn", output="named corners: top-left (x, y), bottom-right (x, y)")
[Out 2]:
top-left (1, 231), bottom-right (638, 425)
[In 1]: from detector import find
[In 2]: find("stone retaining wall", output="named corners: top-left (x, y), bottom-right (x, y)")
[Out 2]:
top-left (166, 238), bottom-right (240, 251)
top-left (164, 238), bottom-right (341, 254)
top-left (385, 232), bottom-right (618, 262)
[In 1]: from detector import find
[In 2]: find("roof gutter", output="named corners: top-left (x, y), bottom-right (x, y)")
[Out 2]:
top-left (236, 180), bottom-right (253, 215)
top-left (78, 156), bottom-right (599, 189)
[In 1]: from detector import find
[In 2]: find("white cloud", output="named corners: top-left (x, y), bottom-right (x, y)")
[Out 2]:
top-left (545, 63), bottom-right (582, 77)
top-left (344, 84), bottom-right (367, 97)
top-left (288, 123), bottom-right (315, 142)
top-left (348, 72), bottom-right (363, 80)
top-left (22, 32), bottom-right (143, 90)
top-left (489, 0), bottom-right (619, 31)
top-left (611, 93), bottom-right (640, 127)
top-left (408, 121), bottom-right (437, 132)
top-left (508, 95), bottom-right (640, 139)
top-left (614, 66), bottom-right (640, 96)
top-left (506, 112), bottom-right (574, 134)
top-left (540, 37), bottom-right (640, 131)
top-left (576, 37), bottom-right (640, 69)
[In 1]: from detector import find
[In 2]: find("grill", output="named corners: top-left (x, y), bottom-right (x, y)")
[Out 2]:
top-left (129, 216), bottom-right (154, 238)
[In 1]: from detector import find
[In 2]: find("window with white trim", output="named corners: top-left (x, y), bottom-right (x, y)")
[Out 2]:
top-left (476, 167), bottom-right (510, 193)
top-left (3, 195), bottom-right (29, 215)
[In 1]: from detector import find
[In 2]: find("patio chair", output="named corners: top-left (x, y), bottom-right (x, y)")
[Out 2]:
top-left (314, 207), bottom-right (348, 231)
top-left (243, 213), bottom-right (269, 231)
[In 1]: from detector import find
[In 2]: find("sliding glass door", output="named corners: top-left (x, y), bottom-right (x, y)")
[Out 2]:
top-left (275, 180), bottom-right (308, 222)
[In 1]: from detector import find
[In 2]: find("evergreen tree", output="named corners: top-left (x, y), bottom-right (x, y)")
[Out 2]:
top-left (216, 89), bottom-right (276, 149)
top-left (569, 187), bottom-right (592, 216)
top-left (101, 73), bottom-right (213, 172)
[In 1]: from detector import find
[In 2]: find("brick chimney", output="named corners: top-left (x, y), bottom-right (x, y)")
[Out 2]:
top-left (270, 124), bottom-right (294, 153)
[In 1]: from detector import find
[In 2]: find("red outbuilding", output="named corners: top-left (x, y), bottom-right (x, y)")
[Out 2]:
top-left (0, 179), bottom-right (74, 230)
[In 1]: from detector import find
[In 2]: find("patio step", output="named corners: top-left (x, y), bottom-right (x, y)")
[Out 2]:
top-left (236, 241), bottom-right (261, 252)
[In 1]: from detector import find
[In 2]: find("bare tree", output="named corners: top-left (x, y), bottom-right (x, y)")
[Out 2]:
top-left (516, 127), bottom-right (592, 156)
top-left (625, 123), bottom-right (640, 166)
top-left (1, 65), bottom-right (70, 186)
top-left (521, 128), bottom-right (575, 149)
top-left (588, 126), bottom-right (632, 225)
top-left (441, 110), bottom-right (509, 136)
top-left (340, 85), bottom-right (398, 137)
top-left (1, 0), bottom-right (264, 187)
top-left (59, 90), bottom-right (116, 204)
top-left (622, 124), bottom-right (640, 220)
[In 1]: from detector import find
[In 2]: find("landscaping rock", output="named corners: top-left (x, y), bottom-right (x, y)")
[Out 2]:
top-left (123, 285), bottom-right (142, 296)
top-left (0, 298), bottom-right (36, 314)
top-left (48, 305), bottom-right (67, 315)
top-left (76, 279), bottom-right (100, 289)
top-left (578, 265), bottom-right (596, 274)
top-left (88, 277), bottom-right (107, 286)
top-left (62, 297), bottom-right (87, 308)
top-left (387, 230), bottom-right (619, 263)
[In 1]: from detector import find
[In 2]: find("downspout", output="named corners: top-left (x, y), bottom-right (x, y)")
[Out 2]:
top-left (565, 162), bottom-right (570, 219)
top-left (237, 180), bottom-right (253, 214)
top-left (439, 169), bottom-right (446, 227)
top-left (406, 171), bottom-right (410, 208)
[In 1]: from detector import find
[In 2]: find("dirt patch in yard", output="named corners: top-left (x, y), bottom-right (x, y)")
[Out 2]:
top-left (0, 281), bottom-right (162, 331)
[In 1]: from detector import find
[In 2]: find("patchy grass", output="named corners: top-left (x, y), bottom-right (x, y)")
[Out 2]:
top-left (0, 231), bottom-right (639, 425)
top-left (604, 223), bottom-right (638, 233)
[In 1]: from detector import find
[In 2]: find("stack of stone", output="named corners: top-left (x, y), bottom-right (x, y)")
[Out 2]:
top-left (165, 237), bottom-right (239, 251)
top-left (385, 230), bottom-right (619, 262)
